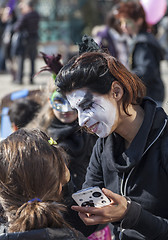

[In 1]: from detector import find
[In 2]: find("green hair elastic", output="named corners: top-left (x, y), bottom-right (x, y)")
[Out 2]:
top-left (48, 137), bottom-right (57, 145)
top-left (52, 74), bottom-right (57, 81)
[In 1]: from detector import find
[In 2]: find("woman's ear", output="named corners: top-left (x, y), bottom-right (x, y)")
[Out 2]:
top-left (110, 81), bottom-right (123, 101)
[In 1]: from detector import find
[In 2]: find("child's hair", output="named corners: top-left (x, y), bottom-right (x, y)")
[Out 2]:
top-left (25, 77), bottom-right (57, 132)
top-left (0, 128), bottom-right (69, 232)
top-left (8, 98), bottom-right (41, 129)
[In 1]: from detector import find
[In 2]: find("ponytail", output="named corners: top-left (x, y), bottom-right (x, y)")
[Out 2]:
top-left (8, 200), bottom-right (69, 232)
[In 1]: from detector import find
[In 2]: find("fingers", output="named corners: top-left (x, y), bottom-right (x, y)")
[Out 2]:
top-left (102, 188), bottom-right (123, 205)
top-left (71, 189), bottom-right (128, 226)
top-left (71, 205), bottom-right (108, 215)
top-left (71, 206), bottom-right (104, 225)
top-left (71, 205), bottom-right (91, 213)
top-left (102, 188), bottom-right (128, 216)
top-left (78, 212), bottom-right (106, 225)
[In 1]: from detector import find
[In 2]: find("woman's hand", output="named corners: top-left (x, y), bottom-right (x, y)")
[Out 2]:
top-left (71, 188), bottom-right (128, 225)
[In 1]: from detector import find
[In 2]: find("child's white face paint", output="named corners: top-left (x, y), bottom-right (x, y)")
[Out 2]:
top-left (66, 89), bottom-right (117, 138)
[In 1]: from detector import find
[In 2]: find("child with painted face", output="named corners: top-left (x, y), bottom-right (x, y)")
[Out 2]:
top-left (56, 51), bottom-right (168, 239)
top-left (49, 89), bottom-right (78, 124)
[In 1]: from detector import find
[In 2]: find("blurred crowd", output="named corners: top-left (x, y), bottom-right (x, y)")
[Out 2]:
top-left (0, 0), bottom-right (168, 101)
top-left (0, 0), bottom-right (39, 84)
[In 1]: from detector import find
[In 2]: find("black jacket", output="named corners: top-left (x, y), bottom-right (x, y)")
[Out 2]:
top-left (48, 119), bottom-right (97, 190)
top-left (131, 32), bottom-right (165, 102)
top-left (0, 227), bottom-right (86, 240)
top-left (97, 27), bottom-right (118, 58)
top-left (14, 10), bottom-right (40, 39)
top-left (83, 98), bottom-right (168, 239)
top-left (12, 10), bottom-right (40, 57)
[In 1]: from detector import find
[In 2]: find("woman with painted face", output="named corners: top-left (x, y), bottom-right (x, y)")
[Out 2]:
top-left (56, 51), bottom-right (168, 240)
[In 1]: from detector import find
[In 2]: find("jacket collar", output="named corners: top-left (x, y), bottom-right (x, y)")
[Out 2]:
top-left (0, 227), bottom-right (78, 240)
top-left (105, 98), bottom-right (167, 172)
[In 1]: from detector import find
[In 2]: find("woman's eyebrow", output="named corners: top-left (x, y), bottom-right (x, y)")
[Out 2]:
top-left (78, 92), bottom-right (93, 108)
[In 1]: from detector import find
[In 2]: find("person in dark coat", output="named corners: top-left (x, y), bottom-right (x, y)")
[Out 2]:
top-left (55, 50), bottom-right (168, 239)
top-left (117, 1), bottom-right (165, 106)
top-left (12, 0), bottom-right (40, 84)
top-left (0, 129), bottom-right (86, 240)
top-left (1, 7), bottom-right (17, 80)
top-left (93, 7), bottom-right (129, 68)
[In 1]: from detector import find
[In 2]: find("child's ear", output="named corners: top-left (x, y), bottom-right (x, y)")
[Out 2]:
top-left (110, 81), bottom-right (123, 101)
top-left (12, 123), bottom-right (18, 132)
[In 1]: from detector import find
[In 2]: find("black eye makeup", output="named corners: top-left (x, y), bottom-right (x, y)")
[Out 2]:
top-left (78, 91), bottom-right (105, 112)
top-left (79, 92), bottom-right (94, 111)
top-left (82, 101), bottom-right (95, 111)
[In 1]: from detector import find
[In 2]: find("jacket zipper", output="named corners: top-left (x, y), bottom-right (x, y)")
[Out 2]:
top-left (119, 118), bottom-right (167, 239)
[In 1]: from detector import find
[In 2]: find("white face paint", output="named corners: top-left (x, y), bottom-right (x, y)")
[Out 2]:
top-left (66, 89), bottom-right (117, 138)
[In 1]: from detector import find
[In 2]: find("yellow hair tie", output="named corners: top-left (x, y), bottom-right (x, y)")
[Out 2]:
top-left (48, 137), bottom-right (57, 145)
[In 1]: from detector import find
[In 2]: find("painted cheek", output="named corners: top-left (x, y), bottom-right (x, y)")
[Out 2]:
top-left (61, 102), bottom-right (73, 112)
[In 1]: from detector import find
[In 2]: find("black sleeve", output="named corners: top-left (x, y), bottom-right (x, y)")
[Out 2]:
top-left (64, 204), bottom-right (98, 237)
top-left (121, 200), bottom-right (168, 239)
top-left (83, 138), bottom-right (104, 189)
top-left (132, 43), bottom-right (159, 86)
top-left (63, 139), bottom-right (104, 237)
top-left (13, 16), bottom-right (26, 32)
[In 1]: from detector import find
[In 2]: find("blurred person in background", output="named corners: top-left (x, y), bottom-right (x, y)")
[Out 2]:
top-left (157, 12), bottom-right (168, 61)
top-left (92, 6), bottom-right (130, 68)
top-left (0, 6), bottom-right (7, 72)
top-left (8, 98), bottom-right (41, 131)
top-left (11, 0), bottom-right (40, 84)
top-left (1, 6), bottom-right (17, 81)
top-left (117, 1), bottom-right (165, 107)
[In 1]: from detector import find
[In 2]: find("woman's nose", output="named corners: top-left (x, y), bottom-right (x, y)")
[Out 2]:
top-left (78, 112), bottom-right (89, 127)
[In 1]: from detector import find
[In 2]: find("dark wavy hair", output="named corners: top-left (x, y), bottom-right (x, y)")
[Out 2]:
top-left (56, 51), bottom-right (146, 115)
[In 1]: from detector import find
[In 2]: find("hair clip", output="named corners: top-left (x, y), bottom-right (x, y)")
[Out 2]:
top-left (52, 73), bottom-right (56, 81)
top-left (28, 198), bottom-right (42, 203)
top-left (48, 137), bottom-right (57, 145)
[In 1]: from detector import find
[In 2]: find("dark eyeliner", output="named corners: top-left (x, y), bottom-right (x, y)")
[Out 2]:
top-left (82, 101), bottom-right (94, 111)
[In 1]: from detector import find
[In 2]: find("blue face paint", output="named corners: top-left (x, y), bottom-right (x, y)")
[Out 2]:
top-left (50, 90), bottom-right (74, 113)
